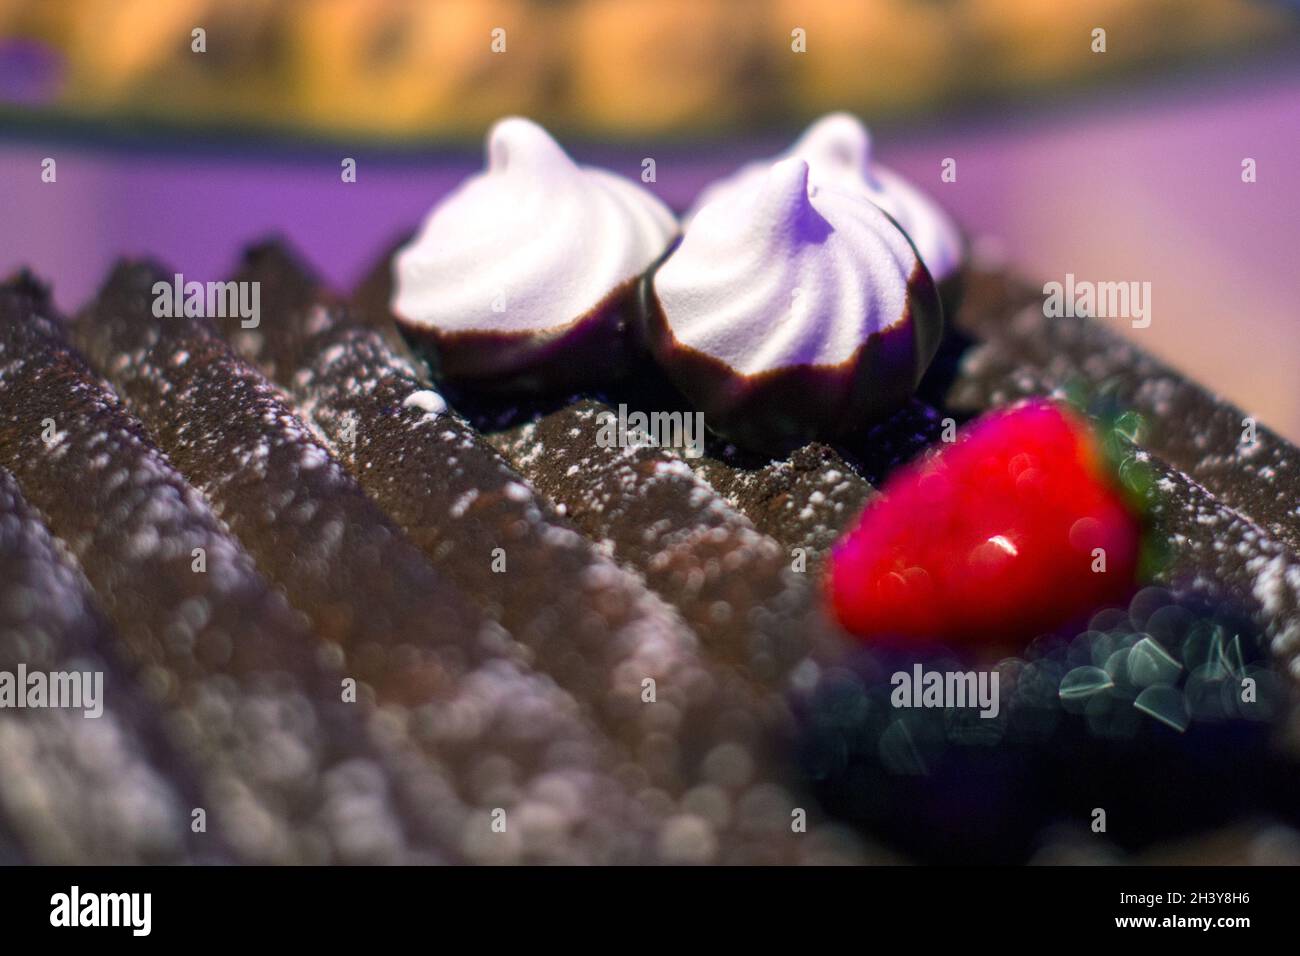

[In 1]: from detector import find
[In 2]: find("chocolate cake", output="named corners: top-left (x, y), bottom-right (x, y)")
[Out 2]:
top-left (217, 244), bottom-right (871, 865)
top-left (1, 274), bottom-right (571, 864)
top-left (63, 263), bottom-right (695, 865)
top-left (360, 226), bottom-right (1300, 861)
top-left (0, 465), bottom-right (203, 864)
top-left (3, 109), bottom-right (1297, 863)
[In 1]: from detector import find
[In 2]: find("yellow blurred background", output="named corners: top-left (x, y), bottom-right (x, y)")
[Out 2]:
top-left (1, 0), bottom-right (1293, 141)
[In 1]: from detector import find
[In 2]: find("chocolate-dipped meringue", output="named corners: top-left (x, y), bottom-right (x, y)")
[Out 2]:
top-left (642, 157), bottom-right (943, 455)
top-left (392, 117), bottom-right (677, 393)
top-left (688, 112), bottom-right (964, 309)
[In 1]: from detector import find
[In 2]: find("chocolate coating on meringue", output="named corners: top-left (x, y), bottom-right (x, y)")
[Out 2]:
top-left (392, 116), bottom-right (677, 393)
top-left (643, 158), bottom-right (943, 455)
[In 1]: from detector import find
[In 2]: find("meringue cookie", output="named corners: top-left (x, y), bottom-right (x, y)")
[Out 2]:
top-left (643, 157), bottom-right (943, 454)
top-left (687, 112), bottom-right (963, 288)
top-left (392, 116), bottom-right (677, 392)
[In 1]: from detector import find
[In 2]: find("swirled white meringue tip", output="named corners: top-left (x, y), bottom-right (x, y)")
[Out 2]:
top-left (656, 155), bottom-right (926, 375)
top-left (486, 115), bottom-right (574, 174)
top-left (392, 117), bottom-right (677, 335)
top-left (792, 111), bottom-right (873, 172)
top-left (750, 157), bottom-right (817, 232)
top-left (687, 112), bottom-right (962, 282)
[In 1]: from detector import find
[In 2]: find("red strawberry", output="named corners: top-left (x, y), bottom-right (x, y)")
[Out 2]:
top-left (828, 400), bottom-right (1142, 649)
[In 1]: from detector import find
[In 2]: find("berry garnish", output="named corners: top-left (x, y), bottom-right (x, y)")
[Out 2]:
top-left (828, 400), bottom-right (1142, 649)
